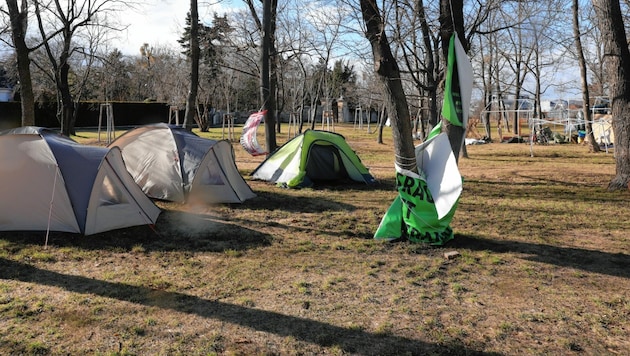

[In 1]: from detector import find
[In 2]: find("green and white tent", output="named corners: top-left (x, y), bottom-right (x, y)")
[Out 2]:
top-left (252, 129), bottom-right (376, 188)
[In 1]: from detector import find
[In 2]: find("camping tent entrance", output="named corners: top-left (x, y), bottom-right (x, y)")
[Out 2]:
top-left (84, 149), bottom-right (161, 235)
top-left (189, 140), bottom-right (257, 204)
top-left (304, 143), bottom-right (350, 182)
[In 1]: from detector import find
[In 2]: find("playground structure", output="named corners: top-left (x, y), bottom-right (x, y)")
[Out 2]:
top-left (479, 95), bottom-right (535, 140)
top-left (479, 95), bottom-right (614, 156)
top-left (287, 100), bottom-right (341, 137)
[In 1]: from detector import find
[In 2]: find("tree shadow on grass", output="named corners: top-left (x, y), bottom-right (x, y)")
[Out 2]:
top-left (0, 209), bottom-right (273, 253)
top-left (450, 234), bottom-right (630, 279)
top-left (232, 184), bottom-right (398, 214)
top-left (237, 189), bottom-right (358, 213)
top-left (463, 179), bottom-right (626, 203)
top-left (0, 257), bottom-right (500, 356)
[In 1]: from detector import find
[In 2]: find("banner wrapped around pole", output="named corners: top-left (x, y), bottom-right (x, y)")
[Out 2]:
top-left (374, 33), bottom-right (472, 245)
top-left (374, 133), bottom-right (462, 245)
top-left (240, 111), bottom-right (268, 156)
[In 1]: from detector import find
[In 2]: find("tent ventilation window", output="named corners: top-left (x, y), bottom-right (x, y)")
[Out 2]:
top-left (198, 162), bottom-right (225, 185)
top-left (99, 175), bottom-right (128, 206)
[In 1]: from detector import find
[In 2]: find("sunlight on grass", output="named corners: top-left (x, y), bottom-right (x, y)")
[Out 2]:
top-left (1, 124), bottom-right (627, 355)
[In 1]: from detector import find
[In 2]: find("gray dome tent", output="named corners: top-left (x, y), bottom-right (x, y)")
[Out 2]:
top-left (109, 123), bottom-right (255, 204)
top-left (0, 127), bottom-right (161, 235)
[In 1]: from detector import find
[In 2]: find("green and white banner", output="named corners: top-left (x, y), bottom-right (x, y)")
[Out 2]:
top-left (374, 33), bottom-right (472, 245)
top-left (442, 33), bottom-right (473, 128)
top-left (374, 133), bottom-right (462, 245)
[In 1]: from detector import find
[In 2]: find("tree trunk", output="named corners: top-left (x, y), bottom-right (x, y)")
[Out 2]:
top-left (572, 0), bottom-right (600, 152)
top-left (593, 0), bottom-right (630, 190)
top-left (377, 105), bottom-right (385, 144)
top-left (6, 0), bottom-right (36, 126)
top-left (415, 0), bottom-right (439, 131)
top-left (478, 35), bottom-right (492, 141)
top-left (33, 0), bottom-right (76, 135)
top-left (360, 0), bottom-right (416, 173)
top-left (58, 62), bottom-right (76, 135)
top-left (261, 0), bottom-right (277, 153)
top-left (183, 0), bottom-right (200, 130)
top-left (274, 61), bottom-right (281, 134)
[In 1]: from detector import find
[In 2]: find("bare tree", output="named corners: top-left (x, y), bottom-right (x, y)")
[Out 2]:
top-left (592, 0), bottom-right (630, 190)
top-left (219, 10), bottom-right (263, 113)
top-left (32, 0), bottom-right (127, 135)
top-left (498, 1), bottom-right (535, 136)
top-left (395, 0), bottom-right (440, 139)
top-left (274, 7), bottom-right (312, 133)
top-left (582, 5), bottom-right (608, 97)
top-left (476, 7), bottom-right (504, 142)
top-left (572, 0), bottom-right (600, 152)
top-left (392, 0), bottom-right (491, 141)
top-left (194, 15), bottom-right (234, 131)
top-left (96, 49), bottom-right (133, 101)
top-left (245, 0), bottom-right (278, 153)
top-left (129, 44), bottom-right (189, 104)
top-left (360, 0), bottom-right (416, 173)
top-left (301, 2), bottom-right (345, 130)
top-left (183, 0), bottom-right (199, 130)
top-left (3, 0), bottom-right (35, 126)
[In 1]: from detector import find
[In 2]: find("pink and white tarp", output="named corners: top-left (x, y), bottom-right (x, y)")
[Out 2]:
top-left (240, 110), bottom-right (267, 156)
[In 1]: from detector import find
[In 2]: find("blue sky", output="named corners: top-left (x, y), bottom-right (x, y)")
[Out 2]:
top-left (116, 0), bottom-right (240, 56)
top-left (0, 0), bottom-right (581, 101)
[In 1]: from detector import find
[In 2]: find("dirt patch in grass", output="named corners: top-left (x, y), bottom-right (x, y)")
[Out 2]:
top-left (1, 125), bottom-right (628, 355)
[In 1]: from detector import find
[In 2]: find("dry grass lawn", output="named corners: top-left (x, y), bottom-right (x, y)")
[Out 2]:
top-left (0, 123), bottom-right (628, 355)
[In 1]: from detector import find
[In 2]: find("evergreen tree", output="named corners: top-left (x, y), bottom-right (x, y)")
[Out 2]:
top-left (179, 13), bottom-right (232, 79)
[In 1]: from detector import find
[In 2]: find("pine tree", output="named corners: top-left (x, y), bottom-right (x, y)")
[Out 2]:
top-left (179, 13), bottom-right (232, 79)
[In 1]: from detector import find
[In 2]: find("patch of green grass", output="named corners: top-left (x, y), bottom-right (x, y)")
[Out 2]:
top-left (223, 249), bottom-right (243, 257)
top-left (28, 250), bottom-right (56, 262)
top-left (322, 276), bottom-right (346, 289)
top-left (235, 297), bottom-right (255, 307)
top-left (294, 281), bottom-right (312, 295)
top-left (131, 244), bottom-right (146, 253)
top-left (451, 282), bottom-right (467, 296)
top-left (374, 321), bottom-right (394, 336)
top-left (129, 325), bottom-right (146, 336)
top-left (26, 341), bottom-right (50, 355)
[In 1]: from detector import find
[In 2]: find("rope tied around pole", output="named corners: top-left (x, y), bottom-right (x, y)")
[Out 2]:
top-left (395, 153), bottom-right (417, 172)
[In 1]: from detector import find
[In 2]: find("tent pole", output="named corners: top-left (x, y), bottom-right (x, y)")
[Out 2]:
top-left (45, 167), bottom-right (61, 248)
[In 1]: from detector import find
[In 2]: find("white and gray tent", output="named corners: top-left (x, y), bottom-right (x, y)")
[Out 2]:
top-left (108, 123), bottom-right (255, 204)
top-left (0, 127), bottom-right (161, 235)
